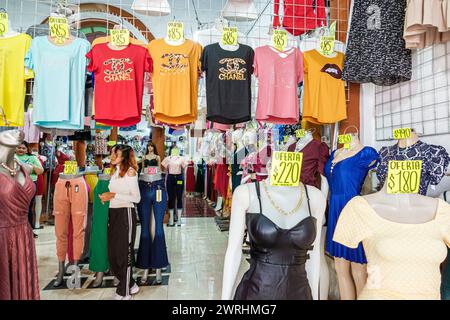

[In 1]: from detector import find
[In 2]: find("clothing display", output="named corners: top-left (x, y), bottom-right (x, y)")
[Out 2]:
top-left (334, 196), bottom-right (450, 300)
top-left (201, 43), bottom-right (254, 124)
top-left (343, 0), bottom-right (412, 86)
top-left (137, 179), bottom-right (169, 269)
top-left (254, 46), bottom-right (303, 124)
top-left (185, 162), bottom-right (196, 193)
top-left (84, 173), bottom-right (99, 203)
top-left (234, 181), bottom-right (316, 300)
top-left (296, 139), bottom-right (329, 188)
top-left (22, 109), bottom-right (40, 143)
top-left (148, 39), bottom-right (203, 124)
top-left (25, 36), bottom-right (91, 129)
top-left (161, 156), bottom-right (187, 174)
top-left (167, 173), bottom-right (184, 210)
top-left (195, 162), bottom-right (205, 193)
top-left (214, 162), bottom-right (230, 199)
top-left (324, 147), bottom-right (379, 263)
top-left (302, 50), bottom-right (347, 124)
top-left (377, 141), bottom-right (450, 196)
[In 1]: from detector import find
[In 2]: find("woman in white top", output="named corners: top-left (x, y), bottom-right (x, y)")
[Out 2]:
top-left (99, 144), bottom-right (141, 300)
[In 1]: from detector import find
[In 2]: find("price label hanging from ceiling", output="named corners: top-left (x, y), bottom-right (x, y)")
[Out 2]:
top-left (270, 151), bottom-right (303, 187)
top-left (393, 128), bottom-right (412, 140)
top-left (0, 13), bottom-right (9, 36)
top-left (387, 160), bottom-right (422, 194)
top-left (272, 29), bottom-right (287, 52)
top-left (319, 36), bottom-right (335, 56)
top-left (110, 29), bottom-right (130, 46)
top-left (64, 161), bottom-right (78, 175)
top-left (295, 129), bottom-right (306, 138)
top-left (221, 27), bottom-right (238, 46)
top-left (167, 21), bottom-right (184, 42)
top-left (49, 17), bottom-right (69, 43)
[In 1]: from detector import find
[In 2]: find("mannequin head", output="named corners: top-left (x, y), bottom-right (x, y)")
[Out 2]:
top-left (15, 141), bottom-right (31, 156)
top-left (0, 129), bottom-right (24, 148)
top-left (145, 141), bottom-right (158, 156)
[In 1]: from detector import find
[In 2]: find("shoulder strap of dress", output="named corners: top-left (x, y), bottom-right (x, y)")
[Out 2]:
top-left (255, 180), bottom-right (262, 214)
top-left (304, 184), bottom-right (312, 217)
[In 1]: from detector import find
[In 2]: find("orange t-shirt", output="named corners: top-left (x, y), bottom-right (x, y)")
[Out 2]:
top-left (148, 39), bottom-right (202, 125)
top-left (302, 50), bottom-right (347, 124)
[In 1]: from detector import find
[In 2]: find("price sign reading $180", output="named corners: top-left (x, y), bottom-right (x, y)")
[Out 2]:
top-left (49, 17), bottom-right (69, 42)
top-left (393, 128), bottom-right (411, 140)
top-left (270, 151), bottom-right (303, 187)
top-left (221, 27), bottom-right (238, 46)
top-left (387, 160), bottom-right (422, 194)
top-left (167, 21), bottom-right (184, 42)
top-left (0, 13), bottom-right (9, 36)
top-left (64, 161), bottom-right (78, 175)
top-left (272, 29), bottom-right (287, 52)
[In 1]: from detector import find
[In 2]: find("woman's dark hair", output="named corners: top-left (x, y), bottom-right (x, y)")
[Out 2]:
top-left (145, 141), bottom-right (158, 156)
top-left (18, 141), bottom-right (31, 155)
top-left (111, 144), bottom-right (138, 178)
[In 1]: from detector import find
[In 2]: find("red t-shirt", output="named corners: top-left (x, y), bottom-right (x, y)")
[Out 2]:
top-left (86, 43), bottom-right (152, 126)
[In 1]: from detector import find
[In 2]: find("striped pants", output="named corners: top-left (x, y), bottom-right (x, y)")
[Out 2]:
top-left (107, 207), bottom-right (137, 297)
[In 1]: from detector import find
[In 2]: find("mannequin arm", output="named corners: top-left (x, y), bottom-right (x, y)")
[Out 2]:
top-left (320, 174), bottom-right (329, 207)
top-left (221, 184), bottom-right (249, 300)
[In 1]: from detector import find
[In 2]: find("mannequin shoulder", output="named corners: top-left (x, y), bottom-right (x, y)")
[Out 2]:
top-left (232, 184), bottom-right (251, 208)
top-left (304, 185), bottom-right (326, 216)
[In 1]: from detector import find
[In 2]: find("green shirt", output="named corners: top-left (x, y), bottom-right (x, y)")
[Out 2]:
top-left (15, 154), bottom-right (42, 182)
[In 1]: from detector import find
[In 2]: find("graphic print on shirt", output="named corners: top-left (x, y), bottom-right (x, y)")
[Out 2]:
top-left (161, 53), bottom-right (188, 74)
top-left (320, 63), bottom-right (343, 80)
top-left (366, 5), bottom-right (381, 30)
top-left (103, 58), bottom-right (134, 83)
top-left (218, 58), bottom-right (247, 80)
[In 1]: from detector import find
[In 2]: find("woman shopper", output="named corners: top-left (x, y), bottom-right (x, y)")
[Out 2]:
top-left (99, 144), bottom-right (141, 300)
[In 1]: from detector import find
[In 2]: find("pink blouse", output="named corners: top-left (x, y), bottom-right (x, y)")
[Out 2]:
top-left (162, 156), bottom-right (187, 175)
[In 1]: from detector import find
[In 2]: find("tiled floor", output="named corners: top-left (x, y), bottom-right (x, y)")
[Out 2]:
top-left (36, 198), bottom-right (248, 300)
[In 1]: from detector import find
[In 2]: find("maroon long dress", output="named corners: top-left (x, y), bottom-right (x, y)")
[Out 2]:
top-left (0, 166), bottom-right (40, 300)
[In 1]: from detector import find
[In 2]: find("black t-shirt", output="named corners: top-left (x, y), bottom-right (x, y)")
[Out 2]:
top-left (201, 43), bottom-right (254, 124)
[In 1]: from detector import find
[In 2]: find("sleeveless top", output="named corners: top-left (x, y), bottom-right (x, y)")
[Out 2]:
top-left (143, 158), bottom-right (158, 167)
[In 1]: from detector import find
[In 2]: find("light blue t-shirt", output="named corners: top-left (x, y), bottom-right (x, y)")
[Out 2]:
top-left (25, 36), bottom-right (91, 130)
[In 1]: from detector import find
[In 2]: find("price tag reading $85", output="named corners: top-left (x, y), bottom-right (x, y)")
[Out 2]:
top-left (167, 21), bottom-right (184, 42)
top-left (338, 134), bottom-right (352, 149)
top-left (110, 29), bottom-right (130, 46)
top-left (387, 160), bottom-right (422, 194)
top-left (319, 36), bottom-right (335, 56)
top-left (221, 27), bottom-right (238, 46)
top-left (64, 161), bottom-right (78, 175)
top-left (272, 29), bottom-right (287, 52)
top-left (49, 17), bottom-right (69, 43)
top-left (393, 128), bottom-right (411, 140)
top-left (270, 151), bottom-right (303, 187)
top-left (0, 13), bottom-right (9, 36)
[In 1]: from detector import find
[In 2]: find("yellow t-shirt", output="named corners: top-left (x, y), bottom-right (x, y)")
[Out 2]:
top-left (302, 50), bottom-right (347, 125)
top-left (0, 33), bottom-right (33, 126)
top-left (148, 39), bottom-right (202, 125)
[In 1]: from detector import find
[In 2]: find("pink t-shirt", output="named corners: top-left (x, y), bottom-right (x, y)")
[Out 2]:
top-left (254, 46), bottom-right (304, 124)
top-left (161, 156), bottom-right (187, 175)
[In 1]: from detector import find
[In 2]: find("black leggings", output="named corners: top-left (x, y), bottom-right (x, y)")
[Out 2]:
top-left (167, 174), bottom-right (184, 209)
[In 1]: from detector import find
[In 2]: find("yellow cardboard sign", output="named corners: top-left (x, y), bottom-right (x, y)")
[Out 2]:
top-left (272, 29), bottom-right (287, 52)
top-left (177, 180), bottom-right (183, 185)
top-left (283, 136), bottom-right (289, 143)
top-left (338, 134), bottom-right (352, 144)
top-left (49, 17), bottom-right (69, 42)
top-left (110, 29), bottom-right (130, 46)
top-left (64, 161), bottom-right (78, 175)
top-left (167, 21), bottom-right (184, 42)
top-left (0, 13), bottom-right (9, 36)
top-left (319, 36), bottom-right (335, 56)
top-left (295, 129), bottom-right (306, 138)
top-left (270, 151), bottom-right (303, 187)
top-left (221, 27), bottom-right (238, 46)
top-left (104, 168), bottom-right (111, 175)
top-left (393, 128), bottom-right (411, 140)
top-left (387, 160), bottom-right (422, 194)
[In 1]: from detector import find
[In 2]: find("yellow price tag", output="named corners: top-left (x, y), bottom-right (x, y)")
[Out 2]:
top-left (319, 36), bottom-right (335, 56)
top-left (387, 160), bottom-right (422, 194)
top-left (64, 161), bottom-right (78, 175)
top-left (338, 134), bottom-right (352, 145)
top-left (103, 168), bottom-right (111, 175)
top-left (107, 141), bottom-right (116, 147)
top-left (295, 129), bottom-right (306, 138)
top-left (110, 29), bottom-right (130, 46)
top-left (167, 21), bottom-right (184, 42)
top-left (49, 17), bottom-right (69, 41)
top-left (0, 13), bottom-right (9, 36)
top-left (156, 190), bottom-right (162, 202)
top-left (272, 29), bottom-right (287, 52)
top-left (177, 180), bottom-right (183, 185)
top-left (393, 128), bottom-right (412, 140)
top-left (221, 27), bottom-right (238, 46)
top-left (270, 151), bottom-right (303, 187)
top-left (283, 136), bottom-right (289, 143)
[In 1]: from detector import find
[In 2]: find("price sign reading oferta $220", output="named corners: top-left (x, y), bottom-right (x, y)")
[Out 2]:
top-left (393, 128), bottom-right (411, 140)
top-left (319, 36), bottom-right (335, 56)
top-left (64, 161), bottom-right (78, 175)
top-left (167, 21), bottom-right (184, 42)
top-left (272, 29), bottom-right (287, 52)
top-left (221, 27), bottom-right (238, 46)
top-left (387, 160), bottom-right (422, 194)
top-left (110, 29), bottom-right (130, 46)
top-left (0, 13), bottom-right (9, 36)
top-left (49, 17), bottom-right (69, 42)
top-left (270, 152), bottom-right (303, 187)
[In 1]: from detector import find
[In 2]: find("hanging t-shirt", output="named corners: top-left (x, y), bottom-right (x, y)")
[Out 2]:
top-left (148, 39), bottom-right (203, 125)
top-left (86, 43), bottom-right (152, 127)
top-left (201, 43), bottom-right (254, 124)
top-left (25, 36), bottom-right (91, 130)
top-left (302, 50), bottom-right (347, 124)
top-left (254, 46), bottom-right (303, 125)
top-left (0, 34), bottom-right (33, 127)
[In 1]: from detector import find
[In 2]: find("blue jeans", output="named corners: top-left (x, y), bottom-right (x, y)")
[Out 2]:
top-left (136, 179), bottom-right (169, 269)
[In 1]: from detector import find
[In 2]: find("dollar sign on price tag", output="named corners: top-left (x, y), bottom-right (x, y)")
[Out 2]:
top-left (295, 129), bottom-right (306, 138)
top-left (167, 21), bottom-right (184, 42)
top-left (270, 151), bottom-right (303, 187)
top-left (0, 13), bottom-right (9, 36)
top-left (110, 29), bottom-right (130, 46)
top-left (272, 29), bottom-right (287, 52)
top-left (387, 160), bottom-right (422, 194)
top-left (319, 36), bottom-right (335, 56)
top-left (393, 128), bottom-right (412, 140)
top-left (64, 161), bottom-right (78, 175)
top-left (49, 17), bottom-right (69, 43)
top-left (222, 27), bottom-right (238, 46)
